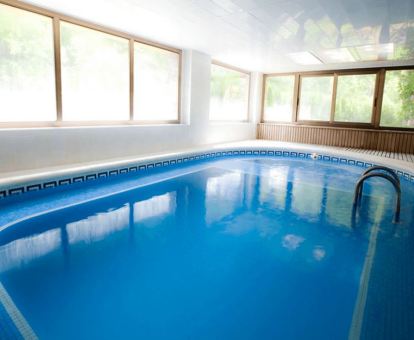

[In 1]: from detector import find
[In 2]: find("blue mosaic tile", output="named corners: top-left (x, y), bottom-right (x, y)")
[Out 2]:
top-left (299, 152), bottom-right (305, 158)
top-left (86, 174), bottom-right (97, 181)
top-left (0, 301), bottom-right (22, 340)
top-left (147, 164), bottom-right (154, 169)
top-left (98, 172), bottom-right (108, 178)
top-left (73, 176), bottom-right (84, 183)
top-left (58, 179), bottom-right (71, 186)
top-left (290, 152), bottom-right (298, 157)
top-left (155, 162), bottom-right (162, 168)
top-left (27, 184), bottom-right (42, 192)
top-left (129, 166), bottom-right (138, 172)
top-left (323, 155), bottom-right (330, 161)
top-left (356, 161), bottom-right (364, 167)
top-left (170, 160), bottom-right (177, 165)
top-left (9, 187), bottom-right (25, 196)
top-left (275, 151), bottom-right (282, 156)
top-left (109, 170), bottom-right (119, 176)
top-left (348, 160), bottom-right (356, 165)
top-left (283, 151), bottom-right (290, 157)
top-left (44, 181), bottom-right (57, 189)
top-left (139, 165), bottom-right (147, 170)
top-left (0, 191), bottom-right (6, 199)
top-left (119, 168), bottom-right (128, 174)
top-left (331, 157), bottom-right (339, 163)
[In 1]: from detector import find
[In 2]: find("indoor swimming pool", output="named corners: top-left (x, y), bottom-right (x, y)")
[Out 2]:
top-left (0, 154), bottom-right (413, 340)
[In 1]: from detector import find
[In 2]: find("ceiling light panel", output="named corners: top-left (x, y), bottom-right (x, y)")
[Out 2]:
top-left (287, 51), bottom-right (323, 65)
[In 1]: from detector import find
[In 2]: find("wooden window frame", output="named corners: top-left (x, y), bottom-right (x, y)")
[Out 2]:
top-left (210, 60), bottom-right (251, 123)
top-left (261, 66), bottom-right (414, 132)
top-left (0, 0), bottom-right (182, 128)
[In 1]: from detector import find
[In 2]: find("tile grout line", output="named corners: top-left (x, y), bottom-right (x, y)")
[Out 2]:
top-left (0, 282), bottom-right (38, 339)
top-left (348, 222), bottom-right (380, 340)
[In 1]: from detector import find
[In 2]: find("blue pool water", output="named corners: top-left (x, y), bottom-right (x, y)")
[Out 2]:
top-left (0, 157), bottom-right (413, 339)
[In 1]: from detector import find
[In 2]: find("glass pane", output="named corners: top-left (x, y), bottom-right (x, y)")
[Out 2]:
top-left (298, 76), bottom-right (333, 121)
top-left (210, 64), bottom-right (249, 121)
top-left (0, 4), bottom-right (56, 122)
top-left (263, 76), bottom-right (295, 122)
top-left (134, 43), bottom-right (179, 121)
top-left (60, 22), bottom-right (129, 121)
top-left (380, 70), bottom-right (414, 128)
top-left (334, 74), bottom-right (376, 123)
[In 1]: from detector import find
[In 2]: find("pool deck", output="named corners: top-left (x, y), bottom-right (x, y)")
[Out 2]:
top-left (0, 140), bottom-right (413, 195)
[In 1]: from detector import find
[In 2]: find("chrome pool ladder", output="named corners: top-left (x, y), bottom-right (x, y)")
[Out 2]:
top-left (353, 166), bottom-right (401, 223)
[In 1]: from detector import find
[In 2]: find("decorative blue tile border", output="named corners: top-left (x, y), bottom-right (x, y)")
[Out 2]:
top-left (1, 149), bottom-right (413, 201)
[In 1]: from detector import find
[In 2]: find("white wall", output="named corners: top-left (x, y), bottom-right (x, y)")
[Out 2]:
top-left (0, 50), bottom-right (262, 174)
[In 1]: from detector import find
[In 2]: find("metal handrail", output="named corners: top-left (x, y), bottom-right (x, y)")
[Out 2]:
top-left (362, 165), bottom-right (400, 183)
top-left (357, 166), bottom-right (400, 202)
top-left (353, 172), bottom-right (401, 223)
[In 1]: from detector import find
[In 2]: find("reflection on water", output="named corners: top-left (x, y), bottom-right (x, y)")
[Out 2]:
top-left (206, 172), bottom-right (243, 225)
top-left (134, 192), bottom-right (176, 224)
top-left (292, 168), bottom-right (323, 219)
top-left (68, 204), bottom-right (130, 245)
top-left (282, 234), bottom-right (305, 250)
top-left (0, 228), bottom-right (61, 272)
top-left (259, 166), bottom-right (288, 210)
top-left (313, 246), bottom-right (326, 261)
top-left (0, 159), bottom-right (395, 275)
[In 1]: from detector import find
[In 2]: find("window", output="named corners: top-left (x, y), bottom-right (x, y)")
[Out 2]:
top-left (263, 75), bottom-right (295, 122)
top-left (0, 4), bottom-right (56, 122)
top-left (334, 74), bottom-right (376, 123)
top-left (298, 76), bottom-right (333, 121)
top-left (210, 64), bottom-right (249, 121)
top-left (60, 22), bottom-right (129, 121)
top-left (134, 42), bottom-right (179, 121)
top-left (380, 70), bottom-right (414, 128)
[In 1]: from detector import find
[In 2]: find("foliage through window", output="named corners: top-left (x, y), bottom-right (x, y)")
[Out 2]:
top-left (263, 75), bottom-right (295, 122)
top-left (334, 74), bottom-right (376, 123)
top-left (298, 76), bottom-right (333, 121)
top-left (210, 64), bottom-right (249, 121)
top-left (60, 22), bottom-right (130, 121)
top-left (134, 43), bottom-right (179, 121)
top-left (0, 4), bottom-right (56, 122)
top-left (380, 70), bottom-right (414, 128)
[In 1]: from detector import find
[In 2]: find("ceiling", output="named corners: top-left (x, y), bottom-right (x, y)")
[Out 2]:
top-left (24, 0), bottom-right (414, 72)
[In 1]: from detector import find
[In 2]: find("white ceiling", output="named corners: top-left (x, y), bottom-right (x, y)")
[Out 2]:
top-left (24, 0), bottom-right (414, 72)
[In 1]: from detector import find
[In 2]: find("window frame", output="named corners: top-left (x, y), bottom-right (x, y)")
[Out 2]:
top-left (261, 66), bottom-right (414, 131)
top-left (262, 73), bottom-right (298, 123)
top-left (0, 0), bottom-right (182, 128)
top-left (209, 60), bottom-right (251, 123)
